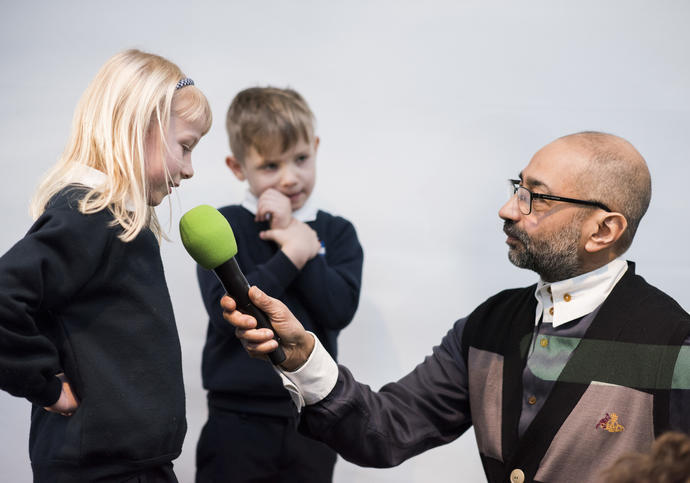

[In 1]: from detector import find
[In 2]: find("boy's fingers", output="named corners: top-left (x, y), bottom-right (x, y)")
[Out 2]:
top-left (256, 207), bottom-right (273, 222)
top-left (259, 229), bottom-right (278, 242)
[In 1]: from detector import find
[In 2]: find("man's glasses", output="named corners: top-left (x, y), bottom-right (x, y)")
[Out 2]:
top-left (508, 179), bottom-right (612, 215)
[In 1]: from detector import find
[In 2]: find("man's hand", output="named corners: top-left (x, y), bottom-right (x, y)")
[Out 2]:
top-left (257, 188), bottom-right (292, 229)
top-left (44, 373), bottom-right (79, 416)
top-left (221, 286), bottom-right (315, 371)
top-left (260, 218), bottom-right (321, 269)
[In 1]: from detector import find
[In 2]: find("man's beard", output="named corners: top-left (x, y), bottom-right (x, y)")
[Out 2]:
top-left (503, 219), bottom-right (583, 283)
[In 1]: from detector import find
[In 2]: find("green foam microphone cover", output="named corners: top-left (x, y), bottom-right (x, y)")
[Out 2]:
top-left (179, 205), bottom-right (238, 270)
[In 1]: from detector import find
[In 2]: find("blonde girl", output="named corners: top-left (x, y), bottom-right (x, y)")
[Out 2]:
top-left (0, 49), bottom-right (211, 482)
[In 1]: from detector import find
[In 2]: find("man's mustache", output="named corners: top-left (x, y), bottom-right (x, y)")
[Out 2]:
top-left (503, 221), bottom-right (529, 245)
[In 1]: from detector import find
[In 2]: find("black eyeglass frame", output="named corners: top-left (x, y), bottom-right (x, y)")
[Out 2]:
top-left (508, 179), bottom-right (612, 215)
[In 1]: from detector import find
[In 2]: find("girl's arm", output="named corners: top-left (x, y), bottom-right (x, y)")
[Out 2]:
top-left (0, 191), bottom-right (108, 408)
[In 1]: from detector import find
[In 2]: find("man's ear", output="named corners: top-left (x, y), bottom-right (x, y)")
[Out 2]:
top-left (225, 156), bottom-right (246, 181)
top-left (584, 212), bottom-right (628, 253)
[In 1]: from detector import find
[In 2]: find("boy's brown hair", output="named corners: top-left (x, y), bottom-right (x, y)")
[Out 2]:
top-left (226, 87), bottom-right (315, 162)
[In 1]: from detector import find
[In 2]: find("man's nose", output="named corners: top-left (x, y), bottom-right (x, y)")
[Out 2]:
top-left (499, 193), bottom-right (520, 221)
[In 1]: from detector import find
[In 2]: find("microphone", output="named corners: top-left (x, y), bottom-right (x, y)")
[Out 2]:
top-left (179, 204), bottom-right (286, 365)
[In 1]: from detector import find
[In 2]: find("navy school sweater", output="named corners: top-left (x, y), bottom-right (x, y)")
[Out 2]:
top-left (197, 204), bottom-right (363, 417)
top-left (0, 187), bottom-right (186, 482)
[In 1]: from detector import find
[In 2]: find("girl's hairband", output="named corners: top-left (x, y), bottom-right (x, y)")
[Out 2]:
top-left (175, 78), bottom-right (195, 90)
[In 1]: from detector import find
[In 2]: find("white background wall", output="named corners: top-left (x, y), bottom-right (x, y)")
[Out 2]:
top-left (1, 1), bottom-right (689, 481)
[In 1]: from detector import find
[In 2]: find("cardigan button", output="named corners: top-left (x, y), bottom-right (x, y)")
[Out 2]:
top-left (564, 293), bottom-right (572, 302)
top-left (510, 468), bottom-right (525, 483)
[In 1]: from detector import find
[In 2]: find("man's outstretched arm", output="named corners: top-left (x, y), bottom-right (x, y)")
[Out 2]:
top-left (222, 287), bottom-right (473, 468)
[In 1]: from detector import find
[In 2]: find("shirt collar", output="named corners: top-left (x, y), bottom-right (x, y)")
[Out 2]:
top-left (241, 190), bottom-right (318, 222)
top-left (71, 164), bottom-right (137, 211)
top-left (72, 164), bottom-right (108, 188)
top-left (534, 258), bottom-right (628, 327)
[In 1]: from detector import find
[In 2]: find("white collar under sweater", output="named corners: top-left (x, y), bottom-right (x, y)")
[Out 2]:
top-left (72, 164), bottom-right (108, 188)
top-left (240, 190), bottom-right (319, 223)
top-left (534, 258), bottom-right (628, 327)
top-left (70, 164), bottom-right (137, 211)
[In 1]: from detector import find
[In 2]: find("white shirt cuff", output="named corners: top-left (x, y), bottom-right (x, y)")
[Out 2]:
top-left (275, 332), bottom-right (338, 410)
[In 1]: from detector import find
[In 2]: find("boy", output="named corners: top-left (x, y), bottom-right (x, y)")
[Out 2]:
top-left (195, 87), bottom-right (363, 483)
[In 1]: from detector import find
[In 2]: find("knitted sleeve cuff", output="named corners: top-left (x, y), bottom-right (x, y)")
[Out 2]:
top-left (27, 375), bottom-right (63, 407)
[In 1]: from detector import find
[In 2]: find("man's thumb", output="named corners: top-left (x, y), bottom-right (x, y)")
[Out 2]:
top-left (248, 286), bottom-right (280, 317)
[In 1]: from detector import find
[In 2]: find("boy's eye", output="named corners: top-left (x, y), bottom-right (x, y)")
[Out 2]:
top-left (295, 154), bottom-right (309, 164)
top-left (261, 162), bottom-right (279, 171)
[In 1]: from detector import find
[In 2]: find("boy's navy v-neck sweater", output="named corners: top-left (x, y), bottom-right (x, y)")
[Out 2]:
top-left (197, 204), bottom-right (363, 417)
top-left (0, 187), bottom-right (186, 481)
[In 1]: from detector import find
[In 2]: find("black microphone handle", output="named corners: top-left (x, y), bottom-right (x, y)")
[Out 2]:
top-left (213, 258), bottom-right (287, 365)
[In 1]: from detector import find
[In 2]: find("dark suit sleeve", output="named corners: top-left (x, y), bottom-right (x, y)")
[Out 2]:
top-left (298, 318), bottom-right (472, 467)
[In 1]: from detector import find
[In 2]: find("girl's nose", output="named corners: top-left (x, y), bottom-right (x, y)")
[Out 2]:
top-left (181, 160), bottom-right (194, 179)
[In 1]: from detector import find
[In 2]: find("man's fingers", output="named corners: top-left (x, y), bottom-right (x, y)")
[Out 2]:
top-left (244, 339), bottom-right (280, 357)
top-left (235, 327), bottom-right (279, 359)
top-left (235, 327), bottom-right (275, 343)
top-left (220, 294), bottom-right (254, 329)
top-left (220, 294), bottom-right (237, 311)
top-left (223, 309), bottom-right (257, 329)
top-left (247, 286), bottom-right (269, 309)
top-left (247, 286), bottom-right (284, 318)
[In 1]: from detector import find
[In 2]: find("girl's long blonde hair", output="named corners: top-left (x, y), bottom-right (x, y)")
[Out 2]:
top-left (30, 49), bottom-right (212, 242)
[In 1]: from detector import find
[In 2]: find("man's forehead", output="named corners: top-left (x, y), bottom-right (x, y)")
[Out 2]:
top-left (519, 141), bottom-right (588, 193)
top-left (518, 170), bottom-right (551, 192)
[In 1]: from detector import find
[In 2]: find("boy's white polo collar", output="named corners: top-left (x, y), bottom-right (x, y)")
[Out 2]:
top-left (534, 258), bottom-right (628, 327)
top-left (241, 190), bottom-right (318, 222)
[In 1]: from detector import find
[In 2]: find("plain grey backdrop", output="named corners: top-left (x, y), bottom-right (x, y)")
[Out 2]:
top-left (1, 1), bottom-right (689, 482)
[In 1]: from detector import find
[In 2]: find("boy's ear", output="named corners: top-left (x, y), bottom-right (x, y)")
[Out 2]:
top-left (313, 136), bottom-right (320, 153)
top-left (225, 156), bottom-right (246, 181)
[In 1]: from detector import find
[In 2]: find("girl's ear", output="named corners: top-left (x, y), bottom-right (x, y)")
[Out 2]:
top-left (225, 156), bottom-right (246, 181)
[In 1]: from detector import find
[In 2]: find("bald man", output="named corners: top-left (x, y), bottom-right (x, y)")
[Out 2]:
top-left (223, 132), bottom-right (690, 483)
